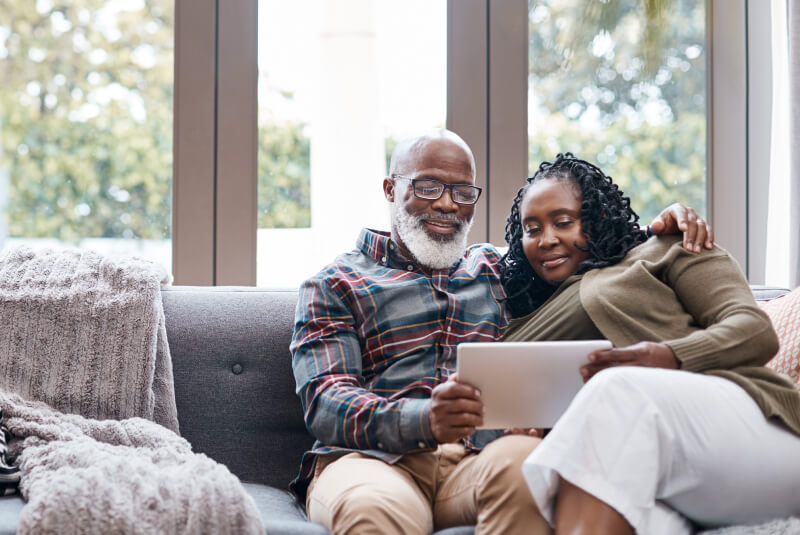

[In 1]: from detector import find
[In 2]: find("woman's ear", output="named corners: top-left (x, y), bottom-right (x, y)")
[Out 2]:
top-left (383, 177), bottom-right (395, 202)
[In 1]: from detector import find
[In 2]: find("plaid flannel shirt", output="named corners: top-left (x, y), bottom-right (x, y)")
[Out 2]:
top-left (290, 228), bottom-right (509, 496)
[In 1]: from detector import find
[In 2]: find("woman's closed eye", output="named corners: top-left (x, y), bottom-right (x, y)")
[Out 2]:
top-left (555, 218), bottom-right (576, 229)
top-left (524, 225), bottom-right (541, 236)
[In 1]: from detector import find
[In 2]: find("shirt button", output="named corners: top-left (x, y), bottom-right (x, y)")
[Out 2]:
top-left (417, 441), bottom-right (426, 449)
top-left (446, 326), bottom-right (451, 332)
top-left (377, 442), bottom-right (385, 449)
top-left (407, 265), bottom-right (414, 270)
top-left (381, 256), bottom-right (387, 263)
top-left (232, 363), bottom-right (243, 374)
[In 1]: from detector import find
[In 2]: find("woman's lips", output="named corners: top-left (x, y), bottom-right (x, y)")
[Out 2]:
top-left (541, 256), bottom-right (568, 269)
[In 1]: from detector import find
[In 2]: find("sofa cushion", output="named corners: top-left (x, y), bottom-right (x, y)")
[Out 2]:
top-left (0, 496), bottom-right (22, 535)
top-left (242, 483), bottom-right (327, 535)
top-left (162, 287), bottom-right (313, 489)
top-left (758, 287), bottom-right (800, 386)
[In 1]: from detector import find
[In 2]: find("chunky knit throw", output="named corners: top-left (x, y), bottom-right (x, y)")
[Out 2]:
top-left (0, 246), bottom-right (178, 430)
top-left (0, 246), bottom-right (265, 535)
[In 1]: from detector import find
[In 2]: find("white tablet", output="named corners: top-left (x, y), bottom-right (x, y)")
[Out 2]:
top-left (456, 340), bottom-right (612, 429)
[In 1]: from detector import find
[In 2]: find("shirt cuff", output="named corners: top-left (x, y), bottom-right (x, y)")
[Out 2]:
top-left (399, 398), bottom-right (436, 449)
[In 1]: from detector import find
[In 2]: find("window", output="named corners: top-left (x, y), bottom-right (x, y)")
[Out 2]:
top-left (0, 0), bottom-right (173, 269)
top-left (256, 0), bottom-right (447, 287)
top-left (528, 0), bottom-right (707, 223)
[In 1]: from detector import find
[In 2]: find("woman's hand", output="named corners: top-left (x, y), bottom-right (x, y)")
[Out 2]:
top-left (580, 342), bottom-right (680, 382)
top-left (649, 203), bottom-right (714, 253)
top-left (429, 374), bottom-right (484, 443)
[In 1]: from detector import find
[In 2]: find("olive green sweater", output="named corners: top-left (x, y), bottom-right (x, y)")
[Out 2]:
top-left (579, 235), bottom-right (800, 435)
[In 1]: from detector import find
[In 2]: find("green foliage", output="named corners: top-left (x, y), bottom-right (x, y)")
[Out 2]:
top-left (257, 121), bottom-right (310, 228)
top-left (0, 0), bottom-right (174, 241)
top-left (528, 0), bottom-right (707, 222)
top-left (1, 0), bottom-right (314, 240)
top-left (529, 113), bottom-right (706, 222)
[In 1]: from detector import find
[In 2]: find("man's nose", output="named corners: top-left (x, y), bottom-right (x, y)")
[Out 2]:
top-left (431, 188), bottom-right (458, 212)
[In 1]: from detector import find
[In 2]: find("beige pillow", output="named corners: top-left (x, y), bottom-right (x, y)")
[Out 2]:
top-left (758, 287), bottom-right (800, 387)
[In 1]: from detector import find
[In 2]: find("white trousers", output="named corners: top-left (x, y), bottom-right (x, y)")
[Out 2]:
top-left (522, 367), bottom-right (800, 535)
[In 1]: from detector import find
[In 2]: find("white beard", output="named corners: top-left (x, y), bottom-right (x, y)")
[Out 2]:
top-left (392, 203), bottom-right (472, 270)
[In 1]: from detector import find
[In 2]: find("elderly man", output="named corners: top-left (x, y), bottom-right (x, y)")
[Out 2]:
top-left (290, 129), bottom-right (712, 535)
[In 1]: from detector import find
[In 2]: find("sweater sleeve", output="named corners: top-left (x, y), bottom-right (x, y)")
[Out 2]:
top-left (661, 247), bottom-right (779, 372)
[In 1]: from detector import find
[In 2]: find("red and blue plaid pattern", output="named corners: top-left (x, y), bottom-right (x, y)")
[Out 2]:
top-left (290, 228), bottom-right (509, 495)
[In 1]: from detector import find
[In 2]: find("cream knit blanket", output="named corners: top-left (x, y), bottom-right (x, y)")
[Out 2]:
top-left (0, 246), bottom-right (178, 431)
top-left (2, 391), bottom-right (264, 534)
top-left (0, 247), bottom-right (264, 534)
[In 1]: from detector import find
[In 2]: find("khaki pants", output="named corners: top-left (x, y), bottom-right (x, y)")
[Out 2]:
top-left (306, 435), bottom-right (551, 535)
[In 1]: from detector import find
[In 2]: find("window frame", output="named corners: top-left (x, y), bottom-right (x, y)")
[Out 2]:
top-left (173, 0), bottom-right (756, 286)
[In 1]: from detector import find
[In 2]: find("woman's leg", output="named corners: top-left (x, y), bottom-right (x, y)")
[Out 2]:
top-left (523, 367), bottom-right (800, 534)
top-left (554, 479), bottom-right (632, 535)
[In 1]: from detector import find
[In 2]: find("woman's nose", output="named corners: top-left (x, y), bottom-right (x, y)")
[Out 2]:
top-left (540, 227), bottom-right (558, 247)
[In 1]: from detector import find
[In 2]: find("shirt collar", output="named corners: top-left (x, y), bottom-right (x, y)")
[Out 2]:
top-left (357, 228), bottom-right (393, 265)
top-left (357, 228), bottom-right (420, 269)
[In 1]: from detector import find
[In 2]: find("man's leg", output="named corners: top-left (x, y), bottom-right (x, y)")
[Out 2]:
top-left (432, 435), bottom-right (551, 535)
top-left (306, 452), bottom-right (434, 535)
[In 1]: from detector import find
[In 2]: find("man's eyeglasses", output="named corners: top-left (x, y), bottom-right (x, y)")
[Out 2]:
top-left (391, 175), bottom-right (482, 205)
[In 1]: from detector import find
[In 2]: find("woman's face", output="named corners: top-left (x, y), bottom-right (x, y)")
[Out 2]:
top-left (520, 178), bottom-right (590, 285)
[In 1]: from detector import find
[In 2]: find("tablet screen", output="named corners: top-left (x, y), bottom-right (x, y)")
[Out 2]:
top-left (456, 340), bottom-right (612, 429)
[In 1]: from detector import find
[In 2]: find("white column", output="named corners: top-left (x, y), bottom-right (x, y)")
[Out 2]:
top-left (310, 0), bottom-right (388, 252)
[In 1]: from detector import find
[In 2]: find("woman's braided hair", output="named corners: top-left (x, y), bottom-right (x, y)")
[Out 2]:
top-left (500, 153), bottom-right (648, 317)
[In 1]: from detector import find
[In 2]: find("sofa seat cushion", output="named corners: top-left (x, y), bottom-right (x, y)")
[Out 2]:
top-left (0, 496), bottom-right (21, 535)
top-left (240, 483), bottom-right (479, 535)
top-left (758, 286), bottom-right (800, 387)
top-left (241, 483), bottom-right (326, 535)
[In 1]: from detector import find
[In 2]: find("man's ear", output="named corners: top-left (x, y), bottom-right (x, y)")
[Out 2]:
top-left (383, 177), bottom-right (395, 202)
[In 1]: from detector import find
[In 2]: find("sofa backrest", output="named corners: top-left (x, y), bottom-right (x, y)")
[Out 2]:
top-left (162, 286), bottom-right (312, 489)
top-left (160, 284), bottom-right (790, 490)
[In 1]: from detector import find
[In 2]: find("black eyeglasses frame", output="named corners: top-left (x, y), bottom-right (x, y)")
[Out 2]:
top-left (390, 174), bottom-right (483, 205)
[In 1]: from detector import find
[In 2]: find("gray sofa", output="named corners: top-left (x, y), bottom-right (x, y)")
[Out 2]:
top-left (0, 285), bottom-right (790, 534)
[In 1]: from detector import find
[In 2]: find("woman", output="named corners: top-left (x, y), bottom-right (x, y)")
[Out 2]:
top-left (499, 154), bottom-right (800, 534)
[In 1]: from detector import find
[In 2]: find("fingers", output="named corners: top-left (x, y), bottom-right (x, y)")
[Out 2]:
top-left (580, 362), bottom-right (617, 382)
top-left (587, 348), bottom-right (634, 364)
top-left (682, 208), bottom-right (699, 252)
top-left (581, 342), bottom-right (680, 381)
top-left (648, 217), bottom-right (665, 235)
top-left (433, 379), bottom-right (480, 401)
top-left (669, 202), bottom-right (689, 231)
top-left (705, 223), bottom-right (714, 249)
top-left (650, 203), bottom-right (714, 253)
top-left (695, 217), bottom-right (714, 250)
top-left (430, 379), bottom-right (484, 443)
top-left (440, 397), bottom-right (484, 417)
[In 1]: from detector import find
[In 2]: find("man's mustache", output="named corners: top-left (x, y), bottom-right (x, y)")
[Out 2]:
top-left (416, 212), bottom-right (467, 229)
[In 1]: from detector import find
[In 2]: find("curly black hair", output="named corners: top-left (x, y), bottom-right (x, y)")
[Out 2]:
top-left (500, 153), bottom-right (648, 318)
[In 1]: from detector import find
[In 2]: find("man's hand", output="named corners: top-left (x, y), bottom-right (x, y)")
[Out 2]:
top-left (649, 203), bottom-right (714, 253)
top-left (429, 374), bottom-right (483, 444)
top-left (580, 342), bottom-right (680, 382)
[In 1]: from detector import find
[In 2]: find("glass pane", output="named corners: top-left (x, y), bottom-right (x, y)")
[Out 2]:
top-left (0, 0), bottom-right (173, 271)
top-left (528, 0), bottom-right (706, 223)
top-left (257, 0), bottom-right (447, 287)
